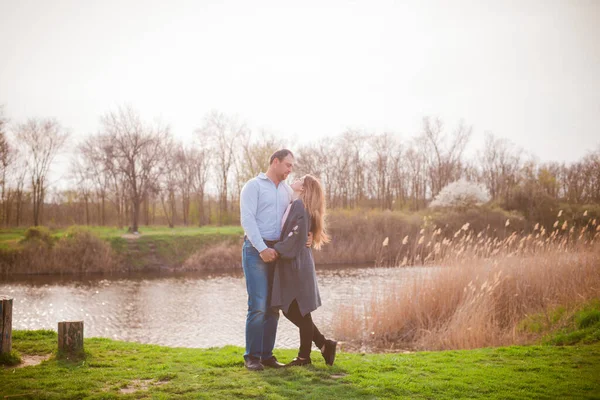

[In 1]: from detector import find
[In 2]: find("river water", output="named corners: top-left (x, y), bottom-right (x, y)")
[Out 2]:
top-left (0, 266), bottom-right (428, 349)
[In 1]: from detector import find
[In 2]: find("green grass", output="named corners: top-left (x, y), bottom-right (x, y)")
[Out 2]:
top-left (0, 350), bottom-right (21, 366)
top-left (517, 299), bottom-right (600, 347)
top-left (2, 330), bottom-right (599, 399)
top-left (544, 300), bottom-right (600, 346)
top-left (0, 226), bottom-right (243, 247)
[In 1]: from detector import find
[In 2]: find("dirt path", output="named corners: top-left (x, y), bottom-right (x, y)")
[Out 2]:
top-left (121, 233), bottom-right (164, 270)
top-left (3, 354), bottom-right (52, 369)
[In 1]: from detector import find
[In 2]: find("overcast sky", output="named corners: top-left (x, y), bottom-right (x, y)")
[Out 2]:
top-left (1, 0), bottom-right (599, 169)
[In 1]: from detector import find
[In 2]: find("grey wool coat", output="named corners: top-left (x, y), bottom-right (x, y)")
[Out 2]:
top-left (271, 199), bottom-right (322, 317)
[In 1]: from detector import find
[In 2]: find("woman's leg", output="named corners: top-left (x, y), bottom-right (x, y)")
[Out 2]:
top-left (283, 300), bottom-right (315, 359)
top-left (283, 301), bottom-right (326, 350)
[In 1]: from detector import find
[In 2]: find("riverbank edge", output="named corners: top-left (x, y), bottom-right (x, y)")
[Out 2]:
top-left (0, 227), bottom-right (382, 277)
top-left (1, 206), bottom-right (533, 276)
top-left (2, 329), bottom-right (599, 399)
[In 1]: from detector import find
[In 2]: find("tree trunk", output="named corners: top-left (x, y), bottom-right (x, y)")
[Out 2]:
top-left (39, 186), bottom-right (45, 226)
top-left (151, 198), bottom-right (156, 224)
top-left (15, 191), bottom-right (22, 226)
top-left (197, 191), bottom-right (204, 227)
top-left (0, 297), bottom-right (13, 354)
top-left (101, 193), bottom-right (106, 226)
top-left (160, 195), bottom-right (173, 228)
top-left (32, 179), bottom-right (40, 226)
top-left (207, 197), bottom-right (212, 225)
top-left (57, 321), bottom-right (84, 355)
top-left (84, 195), bottom-right (90, 225)
top-left (4, 190), bottom-right (12, 227)
top-left (182, 194), bottom-right (189, 226)
top-left (169, 189), bottom-right (176, 227)
top-left (132, 200), bottom-right (140, 233)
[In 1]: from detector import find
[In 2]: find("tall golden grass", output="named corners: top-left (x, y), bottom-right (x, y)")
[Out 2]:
top-left (315, 206), bottom-right (525, 265)
top-left (334, 211), bottom-right (600, 351)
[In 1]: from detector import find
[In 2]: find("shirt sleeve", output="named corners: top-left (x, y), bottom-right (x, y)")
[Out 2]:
top-left (274, 203), bottom-right (308, 260)
top-left (240, 180), bottom-right (268, 253)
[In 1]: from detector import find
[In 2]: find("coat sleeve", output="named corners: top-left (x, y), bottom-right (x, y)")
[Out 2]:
top-left (274, 206), bottom-right (308, 260)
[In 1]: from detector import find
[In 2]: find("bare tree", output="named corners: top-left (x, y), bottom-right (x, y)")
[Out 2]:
top-left (14, 118), bottom-right (69, 226)
top-left (76, 135), bottom-right (117, 226)
top-left (196, 111), bottom-right (246, 225)
top-left (580, 147), bottom-right (600, 203)
top-left (420, 117), bottom-right (471, 198)
top-left (405, 138), bottom-right (429, 210)
top-left (189, 145), bottom-right (211, 226)
top-left (296, 138), bottom-right (336, 205)
top-left (236, 130), bottom-right (283, 187)
top-left (172, 144), bottom-right (191, 225)
top-left (0, 106), bottom-right (14, 225)
top-left (480, 133), bottom-right (522, 205)
top-left (370, 132), bottom-right (398, 210)
top-left (387, 138), bottom-right (406, 209)
top-left (157, 139), bottom-right (178, 228)
top-left (70, 151), bottom-right (95, 225)
top-left (101, 106), bottom-right (171, 232)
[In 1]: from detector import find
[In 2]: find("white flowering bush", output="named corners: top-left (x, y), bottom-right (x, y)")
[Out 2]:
top-left (430, 178), bottom-right (490, 208)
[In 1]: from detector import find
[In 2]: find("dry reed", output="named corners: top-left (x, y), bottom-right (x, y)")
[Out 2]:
top-left (333, 210), bottom-right (600, 351)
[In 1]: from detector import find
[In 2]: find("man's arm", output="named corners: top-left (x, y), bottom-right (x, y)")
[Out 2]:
top-left (240, 180), bottom-right (268, 253)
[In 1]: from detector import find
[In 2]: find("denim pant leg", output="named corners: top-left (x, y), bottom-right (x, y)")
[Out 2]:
top-left (242, 240), bottom-right (279, 361)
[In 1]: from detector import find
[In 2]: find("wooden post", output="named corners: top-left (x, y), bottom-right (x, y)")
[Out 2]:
top-left (58, 321), bottom-right (84, 355)
top-left (0, 296), bottom-right (12, 354)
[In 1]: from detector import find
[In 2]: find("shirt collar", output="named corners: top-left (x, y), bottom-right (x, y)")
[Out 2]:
top-left (258, 172), bottom-right (268, 180)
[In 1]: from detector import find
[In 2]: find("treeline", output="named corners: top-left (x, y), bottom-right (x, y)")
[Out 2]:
top-left (0, 105), bottom-right (599, 230)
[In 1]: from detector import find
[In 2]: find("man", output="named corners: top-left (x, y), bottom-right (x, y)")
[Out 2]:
top-left (240, 149), bottom-right (305, 371)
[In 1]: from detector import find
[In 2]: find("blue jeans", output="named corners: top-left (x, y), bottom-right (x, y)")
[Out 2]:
top-left (242, 239), bottom-right (279, 361)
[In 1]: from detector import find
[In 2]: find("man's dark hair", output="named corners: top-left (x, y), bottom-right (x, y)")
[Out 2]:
top-left (269, 149), bottom-right (294, 165)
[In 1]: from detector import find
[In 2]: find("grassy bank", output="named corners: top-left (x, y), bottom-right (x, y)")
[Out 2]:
top-left (0, 226), bottom-right (244, 275)
top-left (1, 330), bottom-right (599, 399)
top-left (0, 204), bottom-right (596, 275)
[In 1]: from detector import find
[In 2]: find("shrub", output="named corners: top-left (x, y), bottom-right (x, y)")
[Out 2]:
top-left (53, 228), bottom-right (118, 273)
top-left (21, 226), bottom-right (55, 248)
top-left (4, 227), bottom-right (119, 275)
top-left (429, 179), bottom-right (490, 209)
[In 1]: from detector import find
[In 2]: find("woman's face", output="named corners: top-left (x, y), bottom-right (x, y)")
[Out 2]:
top-left (291, 177), bottom-right (305, 192)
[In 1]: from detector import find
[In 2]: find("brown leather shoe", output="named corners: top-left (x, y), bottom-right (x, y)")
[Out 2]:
top-left (244, 357), bottom-right (264, 371)
top-left (285, 357), bottom-right (312, 367)
top-left (260, 356), bottom-right (285, 369)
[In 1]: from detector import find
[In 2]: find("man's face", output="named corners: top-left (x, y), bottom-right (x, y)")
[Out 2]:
top-left (275, 155), bottom-right (294, 180)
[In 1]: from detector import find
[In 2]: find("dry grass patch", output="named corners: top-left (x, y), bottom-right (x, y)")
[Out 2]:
top-left (119, 378), bottom-right (169, 394)
top-left (182, 242), bottom-right (241, 271)
top-left (0, 227), bottom-right (119, 275)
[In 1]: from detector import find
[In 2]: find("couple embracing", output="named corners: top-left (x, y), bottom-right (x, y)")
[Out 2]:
top-left (240, 149), bottom-right (337, 371)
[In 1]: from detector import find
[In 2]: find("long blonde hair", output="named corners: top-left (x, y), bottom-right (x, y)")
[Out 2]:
top-left (299, 174), bottom-right (330, 249)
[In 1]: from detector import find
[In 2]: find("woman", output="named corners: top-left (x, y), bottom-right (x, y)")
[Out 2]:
top-left (272, 174), bottom-right (337, 367)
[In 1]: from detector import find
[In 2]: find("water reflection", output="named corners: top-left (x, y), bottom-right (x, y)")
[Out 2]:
top-left (1, 266), bottom-right (428, 349)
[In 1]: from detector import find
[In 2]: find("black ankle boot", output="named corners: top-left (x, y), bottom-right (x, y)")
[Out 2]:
top-left (321, 339), bottom-right (338, 366)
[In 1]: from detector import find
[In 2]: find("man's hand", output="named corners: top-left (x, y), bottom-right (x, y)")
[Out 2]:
top-left (306, 232), bottom-right (313, 248)
top-left (260, 248), bottom-right (278, 263)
